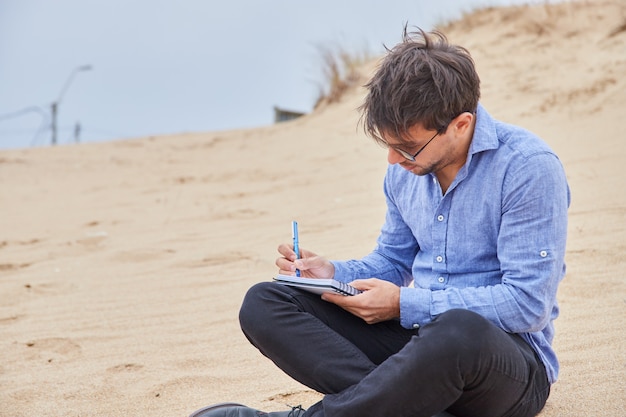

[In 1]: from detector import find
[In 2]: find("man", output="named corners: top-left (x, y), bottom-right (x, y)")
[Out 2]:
top-left (190, 27), bottom-right (569, 417)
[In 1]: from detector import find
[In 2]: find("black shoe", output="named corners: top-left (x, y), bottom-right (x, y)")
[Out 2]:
top-left (189, 403), bottom-right (306, 417)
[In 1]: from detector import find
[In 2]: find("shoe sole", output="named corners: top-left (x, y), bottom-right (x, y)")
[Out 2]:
top-left (189, 402), bottom-right (247, 417)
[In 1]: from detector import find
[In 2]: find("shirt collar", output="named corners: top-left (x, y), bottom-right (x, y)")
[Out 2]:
top-left (442, 104), bottom-right (498, 190)
top-left (469, 103), bottom-right (499, 155)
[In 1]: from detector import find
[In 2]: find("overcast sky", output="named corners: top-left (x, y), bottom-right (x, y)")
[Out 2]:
top-left (0, 0), bottom-right (555, 149)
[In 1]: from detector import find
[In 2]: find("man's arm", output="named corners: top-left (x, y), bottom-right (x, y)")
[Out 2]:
top-left (332, 167), bottom-right (417, 287)
top-left (400, 153), bottom-right (570, 332)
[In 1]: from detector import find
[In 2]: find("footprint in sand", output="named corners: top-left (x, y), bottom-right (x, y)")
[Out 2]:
top-left (267, 390), bottom-right (322, 407)
top-left (0, 239), bottom-right (40, 272)
top-left (106, 363), bottom-right (144, 373)
top-left (23, 280), bottom-right (75, 296)
top-left (24, 337), bottom-right (81, 363)
top-left (0, 262), bottom-right (32, 272)
top-left (102, 363), bottom-right (147, 388)
top-left (0, 314), bottom-right (21, 324)
top-left (211, 208), bottom-right (267, 220)
top-left (149, 375), bottom-right (218, 399)
top-left (74, 230), bottom-right (109, 249)
top-left (110, 248), bottom-right (176, 263)
top-left (178, 251), bottom-right (257, 269)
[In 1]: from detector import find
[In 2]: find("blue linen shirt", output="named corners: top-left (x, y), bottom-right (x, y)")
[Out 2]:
top-left (332, 104), bottom-right (570, 384)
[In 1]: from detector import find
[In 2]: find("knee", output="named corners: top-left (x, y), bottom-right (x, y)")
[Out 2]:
top-left (238, 281), bottom-right (277, 334)
top-left (425, 309), bottom-right (496, 356)
top-left (434, 308), bottom-right (492, 331)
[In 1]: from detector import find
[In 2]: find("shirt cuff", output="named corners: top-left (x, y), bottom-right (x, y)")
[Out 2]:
top-left (399, 287), bottom-right (432, 329)
top-left (330, 261), bottom-right (354, 283)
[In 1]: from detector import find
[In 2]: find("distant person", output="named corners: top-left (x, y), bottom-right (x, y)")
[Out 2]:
top-left (189, 26), bottom-right (569, 417)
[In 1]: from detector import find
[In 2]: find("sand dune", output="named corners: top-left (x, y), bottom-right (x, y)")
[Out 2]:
top-left (1, 1), bottom-right (625, 416)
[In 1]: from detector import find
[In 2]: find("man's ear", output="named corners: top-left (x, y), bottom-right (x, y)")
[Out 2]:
top-left (451, 112), bottom-right (474, 137)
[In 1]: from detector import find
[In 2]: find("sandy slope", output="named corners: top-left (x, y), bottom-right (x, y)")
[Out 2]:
top-left (1, 1), bottom-right (624, 416)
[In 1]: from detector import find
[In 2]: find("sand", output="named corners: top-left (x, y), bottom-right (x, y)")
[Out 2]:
top-left (1, 1), bottom-right (625, 416)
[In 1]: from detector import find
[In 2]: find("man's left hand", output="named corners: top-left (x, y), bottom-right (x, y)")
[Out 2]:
top-left (322, 278), bottom-right (401, 324)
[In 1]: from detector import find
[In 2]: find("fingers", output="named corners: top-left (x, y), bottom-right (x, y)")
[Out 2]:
top-left (276, 259), bottom-right (295, 275)
top-left (293, 255), bottom-right (326, 274)
top-left (277, 243), bottom-right (298, 260)
top-left (275, 254), bottom-right (317, 275)
top-left (348, 278), bottom-right (377, 290)
top-left (276, 243), bottom-right (335, 278)
top-left (276, 243), bottom-right (300, 275)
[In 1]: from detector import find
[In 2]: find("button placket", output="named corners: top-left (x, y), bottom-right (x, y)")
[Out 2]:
top-left (432, 193), bottom-right (450, 273)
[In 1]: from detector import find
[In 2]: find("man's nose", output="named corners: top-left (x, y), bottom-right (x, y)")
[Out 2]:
top-left (388, 148), bottom-right (406, 165)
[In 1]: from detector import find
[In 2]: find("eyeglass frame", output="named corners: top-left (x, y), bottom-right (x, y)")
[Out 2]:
top-left (388, 111), bottom-right (473, 162)
top-left (389, 129), bottom-right (441, 162)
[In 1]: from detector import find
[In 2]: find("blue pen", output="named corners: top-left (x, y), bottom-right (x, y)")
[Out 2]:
top-left (292, 220), bottom-right (301, 277)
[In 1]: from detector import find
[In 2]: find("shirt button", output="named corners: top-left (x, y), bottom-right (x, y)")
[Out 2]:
top-left (540, 250), bottom-right (548, 257)
top-left (437, 276), bottom-right (445, 283)
top-left (437, 215), bottom-right (444, 221)
top-left (412, 323), bottom-right (420, 329)
top-left (436, 255), bottom-right (443, 262)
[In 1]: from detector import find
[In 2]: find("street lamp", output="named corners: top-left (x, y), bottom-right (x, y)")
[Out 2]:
top-left (51, 64), bottom-right (92, 145)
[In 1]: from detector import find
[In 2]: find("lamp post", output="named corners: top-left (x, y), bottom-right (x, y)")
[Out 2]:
top-left (51, 65), bottom-right (92, 145)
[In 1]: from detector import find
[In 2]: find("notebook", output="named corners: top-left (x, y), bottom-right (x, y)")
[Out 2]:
top-left (273, 274), bottom-right (362, 296)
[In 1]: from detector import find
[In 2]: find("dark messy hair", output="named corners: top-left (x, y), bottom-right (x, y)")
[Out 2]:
top-left (359, 26), bottom-right (480, 145)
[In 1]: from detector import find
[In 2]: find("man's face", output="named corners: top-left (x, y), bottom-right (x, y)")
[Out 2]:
top-left (385, 124), bottom-right (442, 176)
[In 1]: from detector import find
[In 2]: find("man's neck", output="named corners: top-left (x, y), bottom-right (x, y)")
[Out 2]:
top-left (435, 118), bottom-right (476, 194)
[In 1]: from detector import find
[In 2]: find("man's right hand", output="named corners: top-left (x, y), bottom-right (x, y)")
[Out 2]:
top-left (276, 243), bottom-right (335, 279)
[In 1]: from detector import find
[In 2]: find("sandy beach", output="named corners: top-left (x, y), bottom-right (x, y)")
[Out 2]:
top-left (1, 1), bottom-right (625, 416)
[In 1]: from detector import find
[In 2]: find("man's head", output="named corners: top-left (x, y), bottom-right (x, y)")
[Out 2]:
top-left (360, 26), bottom-right (480, 147)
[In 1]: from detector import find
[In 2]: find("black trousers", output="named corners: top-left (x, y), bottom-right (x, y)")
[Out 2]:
top-left (239, 282), bottom-right (550, 417)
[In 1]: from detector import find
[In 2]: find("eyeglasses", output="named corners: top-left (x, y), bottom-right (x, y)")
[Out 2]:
top-left (387, 111), bottom-right (473, 161)
top-left (390, 130), bottom-right (440, 162)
